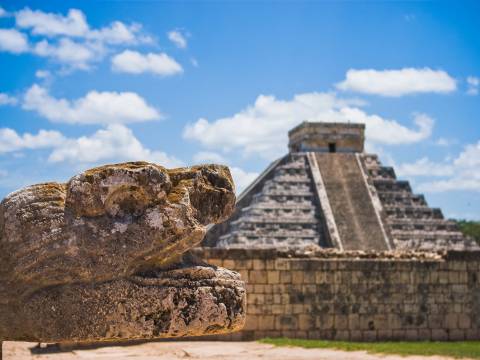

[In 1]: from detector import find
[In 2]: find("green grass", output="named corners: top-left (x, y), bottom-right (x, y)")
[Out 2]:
top-left (260, 338), bottom-right (480, 359)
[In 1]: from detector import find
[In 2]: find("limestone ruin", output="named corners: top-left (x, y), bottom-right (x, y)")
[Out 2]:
top-left (205, 122), bottom-right (478, 251)
top-left (0, 162), bottom-right (246, 354)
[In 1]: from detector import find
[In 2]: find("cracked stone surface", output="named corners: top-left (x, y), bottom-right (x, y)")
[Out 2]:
top-left (0, 162), bottom-right (245, 343)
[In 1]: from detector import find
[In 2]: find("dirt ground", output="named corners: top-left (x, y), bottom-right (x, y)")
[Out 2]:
top-left (2, 341), bottom-right (463, 360)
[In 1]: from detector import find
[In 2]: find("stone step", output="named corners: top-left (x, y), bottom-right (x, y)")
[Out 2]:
top-left (390, 230), bottom-right (465, 240)
top-left (241, 203), bottom-right (315, 211)
top-left (315, 153), bottom-right (389, 251)
top-left (388, 218), bottom-right (459, 232)
top-left (220, 228), bottom-right (320, 238)
top-left (231, 217), bottom-right (319, 225)
top-left (367, 166), bottom-right (396, 180)
top-left (217, 235), bottom-right (320, 247)
top-left (239, 209), bottom-right (317, 218)
top-left (373, 179), bottom-right (411, 192)
top-left (383, 206), bottom-right (444, 219)
top-left (377, 192), bottom-right (427, 206)
top-left (262, 183), bottom-right (312, 192)
top-left (253, 193), bottom-right (314, 201)
top-left (392, 237), bottom-right (472, 251)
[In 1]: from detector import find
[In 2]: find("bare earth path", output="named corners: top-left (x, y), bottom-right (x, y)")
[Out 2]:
top-left (2, 341), bottom-right (463, 360)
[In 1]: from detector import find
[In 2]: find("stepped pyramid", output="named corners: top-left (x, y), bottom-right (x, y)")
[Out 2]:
top-left (205, 122), bottom-right (478, 251)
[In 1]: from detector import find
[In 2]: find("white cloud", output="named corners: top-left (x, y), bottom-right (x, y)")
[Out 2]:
top-left (167, 30), bottom-right (187, 49)
top-left (230, 167), bottom-right (258, 194)
top-left (23, 84), bottom-right (160, 125)
top-left (193, 151), bottom-right (228, 164)
top-left (342, 110), bottom-right (434, 145)
top-left (16, 8), bottom-right (88, 37)
top-left (0, 93), bottom-right (17, 106)
top-left (88, 21), bottom-right (150, 45)
top-left (0, 7), bottom-right (8, 17)
top-left (15, 8), bottom-right (149, 45)
top-left (0, 127), bottom-right (66, 153)
top-left (0, 28), bottom-right (29, 53)
top-left (111, 50), bottom-right (183, 76)
top-left (401, 141), bottom-right (480, 193)
top-left (336, 68), bottom-right (457, 96)
top-left (396, 157), bottom-right (453, 177)
top-left (183, 92), bottom-right (434, 160)
top-left (33, 38), bottom-right (103, 70)
top-left (35, 70), bottom-right (51, 79)
top-left (48, 124), bottom-right (183, 167)
top-left (0, 125), bottom-right (182, 169)
top-left (467, 76), bottom-right (479, 95)
top-left (453, 142), bottom-right (480, 168)
top-left (8, 7), bottom-right (152, 71)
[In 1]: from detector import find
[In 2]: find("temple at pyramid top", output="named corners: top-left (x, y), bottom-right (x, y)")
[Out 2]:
top-left (288, 121), bottom-right (365, 153)
top-left (204, 121), bottom-right (478, 251)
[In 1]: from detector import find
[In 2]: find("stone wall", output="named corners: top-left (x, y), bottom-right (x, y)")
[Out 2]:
top-left (288, 122), bottom-right (365, 153)
top-left (193, 248), bottom-right (480, 341)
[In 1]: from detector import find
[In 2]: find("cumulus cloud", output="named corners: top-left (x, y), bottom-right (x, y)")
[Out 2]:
top-left (0, 93), bottom-right (18, 106)
top-left (183, 92), bottom-right (434, 160)
top-left (336, 68), bottom-right (457, 96)
top-left (111, 50), bottom-right (183, 76)
top-left (15, 8), bottom-right (150, 44)
top-left (167, 30), bottom-right (187, 49)
top-left (399, 141), bottom-right (480, 193)
top-left (16, 8), bottom-right (88, 37)
top-left (35, 70), bottom-right (51, 79)
top-left (2, 7), bottom-right (152, 71)
top-left (193, 151), bottom-right (228, 164)
top-left (0, 28), bottom-right (29, 53)
top-left (396, 157), bottom-right (454, 177)
top-left (23, 84), bottom-right (160, 125)
top-left (48, 124), bottom-right (183, 167)
top-left (33, 38), bottom-right (104, 70)
top-left (0, 125), bottom-right (182, 169)
top-left (0, 127), bottom-right (66, 153)
top-left (467, 76), bottom-right (479, 95)
top-left (435, 137), bottom-right (456, 147)
top-left (230, 167), bottom-right (259, 194)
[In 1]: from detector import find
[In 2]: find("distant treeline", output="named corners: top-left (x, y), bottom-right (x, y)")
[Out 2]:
top-left (456, 220), bottom-right (480, 246)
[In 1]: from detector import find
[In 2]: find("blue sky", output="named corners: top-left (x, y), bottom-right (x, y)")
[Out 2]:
top-left (0, 1), bottom-right (479, 220)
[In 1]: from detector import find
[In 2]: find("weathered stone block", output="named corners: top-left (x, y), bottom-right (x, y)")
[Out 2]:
top-left (295, 315), bottom-right (311, 331)
top-left (449, 329), bottom-right (465, 341)
top-left (259, 315), bottom-right (275, 330)
top-left (253, 259), bottom-right (266, 270)
top-left (267, 271), bottom-right (280, 284)
top-left (249, 270), bottom-right (268, 284)
top-left (292, 271), bottom-right (304, 284)
top-left (431, 329), bottom-right (448, 341)
top-left (0, 162), bottom-right (245, 342)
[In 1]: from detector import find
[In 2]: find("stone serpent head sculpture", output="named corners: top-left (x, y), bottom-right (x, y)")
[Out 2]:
top-left (0, 162), bottom-right (245, 342)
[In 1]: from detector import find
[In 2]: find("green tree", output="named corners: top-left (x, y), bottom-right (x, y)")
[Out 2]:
top-left (456, 220), bottom-right (480, 246)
